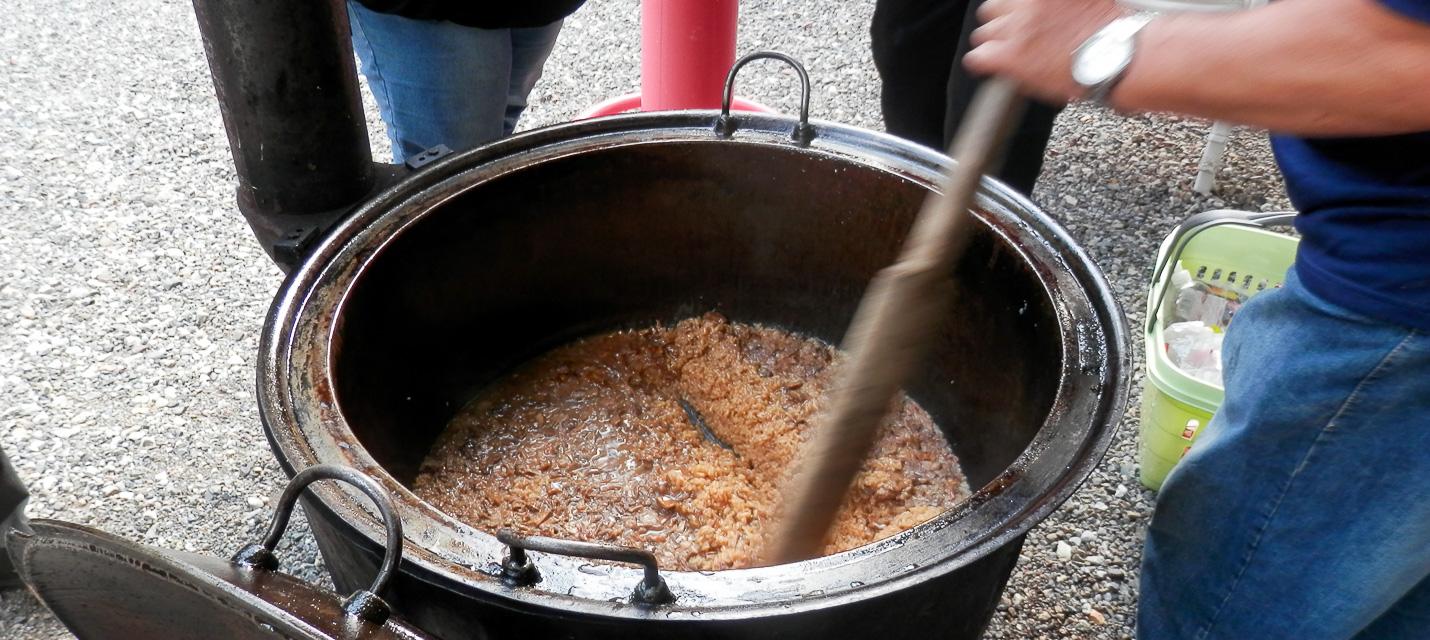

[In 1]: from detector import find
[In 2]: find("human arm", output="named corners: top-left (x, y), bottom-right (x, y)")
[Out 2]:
top-left (964, 0), bottom-right (1430, 136)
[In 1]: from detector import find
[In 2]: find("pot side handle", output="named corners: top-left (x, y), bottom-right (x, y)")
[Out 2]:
top-left (497, 528), bottom-right (675, 606)
top-left (232, 464), bottom-right (405, 626)
top-left (715, 51), bottom-right (815, 147)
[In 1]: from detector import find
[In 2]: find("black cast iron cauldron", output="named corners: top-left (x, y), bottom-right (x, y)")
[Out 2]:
top-left (258, 61), bottom-right (1130, 640)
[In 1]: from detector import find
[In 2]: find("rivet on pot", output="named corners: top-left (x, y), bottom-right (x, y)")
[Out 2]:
top-left (501, 544), bottom-right (540, 587)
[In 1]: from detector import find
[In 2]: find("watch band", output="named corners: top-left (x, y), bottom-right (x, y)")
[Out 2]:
top-left (1079, 11), bottom-right (1158, 104)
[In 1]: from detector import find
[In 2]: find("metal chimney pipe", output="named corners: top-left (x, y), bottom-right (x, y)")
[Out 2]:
top-left (192, 0), bottom-right (376, 269)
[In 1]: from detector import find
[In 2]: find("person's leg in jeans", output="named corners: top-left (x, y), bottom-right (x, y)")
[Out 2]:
top-left (502, 22), bottom-right (563, 136)
top-left (1139, 270), bottom-right (1430, 639)
top-left (870, 0), bottom-right (1060, 194)
top-left (347, 2), bottom-right (562, 162)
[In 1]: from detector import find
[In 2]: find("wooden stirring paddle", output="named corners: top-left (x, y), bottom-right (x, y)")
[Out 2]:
top-left (767, 78), bottom-right (1025, 564)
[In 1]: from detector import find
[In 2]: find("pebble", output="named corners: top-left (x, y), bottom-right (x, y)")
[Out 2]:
top-left (1056, 541), bottom-right (1074, 562)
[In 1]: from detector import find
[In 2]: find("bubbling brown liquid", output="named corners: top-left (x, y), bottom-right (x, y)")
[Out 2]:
top-left (412, 313), bottom-right (970, 571)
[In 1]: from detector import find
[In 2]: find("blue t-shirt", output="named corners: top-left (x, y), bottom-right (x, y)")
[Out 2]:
top-left (1271, 0), bottom-right (1430, 330)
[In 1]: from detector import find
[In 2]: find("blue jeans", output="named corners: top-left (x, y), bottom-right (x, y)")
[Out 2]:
top-left (347, 2), bottom-right (563, 163)
top-left (1139, 270), bottom-right (1430, 639)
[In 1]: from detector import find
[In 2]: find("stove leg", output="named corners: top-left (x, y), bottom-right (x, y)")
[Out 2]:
top-left (0, 446), bottom-right (30, 589)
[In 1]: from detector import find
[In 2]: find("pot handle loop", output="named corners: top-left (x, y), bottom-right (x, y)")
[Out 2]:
top-left (497, 529), bottom-right (675, 606)
top-left (715, 51), bottom-right (815, 146)
top-left (232, 464), bottom-right (404, 625)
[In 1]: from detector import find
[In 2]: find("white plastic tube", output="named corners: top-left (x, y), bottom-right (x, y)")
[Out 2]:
top-left (1193, 120), bottom-right (1234, 194)
top-left (1119, 0), bottom-right (1268, 195)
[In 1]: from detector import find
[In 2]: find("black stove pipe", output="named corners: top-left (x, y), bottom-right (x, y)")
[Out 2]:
top-left (191, 0), bottom-right (378, 270)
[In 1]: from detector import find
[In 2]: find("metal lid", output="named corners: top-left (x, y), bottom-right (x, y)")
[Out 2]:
top-left (8, 466), bottom-right (433, 640)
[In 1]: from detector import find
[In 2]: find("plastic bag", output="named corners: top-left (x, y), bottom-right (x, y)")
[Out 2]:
top-left (1164, 321), bottom-right (1224, 385)
top-left (1170, 264), bottom-right (1243, 330)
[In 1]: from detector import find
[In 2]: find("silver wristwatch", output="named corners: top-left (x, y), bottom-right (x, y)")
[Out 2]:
top-left (1071, 12), bottom-right (1158, 104)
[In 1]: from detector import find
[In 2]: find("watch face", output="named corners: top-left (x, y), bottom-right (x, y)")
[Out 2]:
top-left (1072, 35), bottom-right (1134, 86)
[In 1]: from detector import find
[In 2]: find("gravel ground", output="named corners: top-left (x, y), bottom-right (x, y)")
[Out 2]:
top-left (0, 0), bottom-right (1290, 638)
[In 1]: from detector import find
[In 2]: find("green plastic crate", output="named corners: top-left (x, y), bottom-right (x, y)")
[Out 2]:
top-left (1140, 211), bottom-right (1298, 490)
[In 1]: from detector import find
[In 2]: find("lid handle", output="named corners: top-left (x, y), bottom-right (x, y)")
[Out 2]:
top-left (497, 529), bottom-right (674, 606)
top-left (232, 464), bottom-right (404, 625)
top-left (715, 51), bottom-right (815, 146)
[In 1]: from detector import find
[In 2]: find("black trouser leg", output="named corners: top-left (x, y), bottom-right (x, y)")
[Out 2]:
top-left (941, 0), bottom-right (1061, 195)
top-left (872, 0), bottom-right (1062, 195)
top-left (871, 0), bottom-right (966, 150)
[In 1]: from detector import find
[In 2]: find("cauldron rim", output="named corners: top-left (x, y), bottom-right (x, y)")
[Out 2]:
top-left (258, 110), bottom-right (1130, 620)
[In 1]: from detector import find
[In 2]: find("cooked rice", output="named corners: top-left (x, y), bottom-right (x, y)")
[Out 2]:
top-left (413, 313), bottom-right (970, 570)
